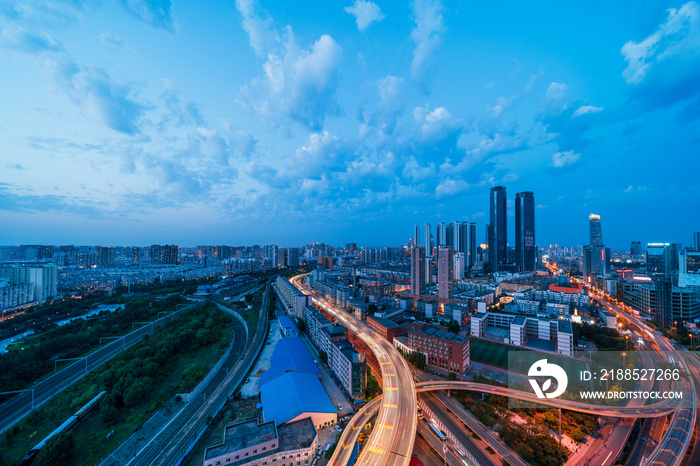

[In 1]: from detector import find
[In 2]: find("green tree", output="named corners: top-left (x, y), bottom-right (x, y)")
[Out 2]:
top-left (406, 351), bottom-right (427, 369)
top-left (35, 432), bottom-right (75, 465)
top-left (447, 320), bottom-right (461, 334)
top-left (319, 350), bottom-right (328, 365)
top-left (446, 372), bottom-right (458, 381)
top-left (366, 374), bottom-right (381, 398)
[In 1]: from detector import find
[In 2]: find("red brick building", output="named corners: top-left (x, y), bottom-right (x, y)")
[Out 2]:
top-left (407, 323), bottom-right (470, 374)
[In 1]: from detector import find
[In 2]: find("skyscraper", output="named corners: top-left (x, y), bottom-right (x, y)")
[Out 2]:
top-left (515, 191), bottom-right (535, 272)
top-left (469, 222), bottom-right (477, 268)
top-left (424, 223), bottom-right (433, 257)
top-left (437, 222), bottom-right (446, 247)
top-left (653, 277), bottom-right (673, 330)
top-left (694, 232), bottom-right (700, 251)
top-left (589, 214), bottom-right (603, 247)
top-left (414, 225), bottom-right (420, 248)
top-left (630, 241), bottom-right (642, 258)
top-left (411, 246), bottom-right (426, 295)
top-left (438, 246), bottom-right (454, 299)
top-left (646, 243), bottom-right (672, 277)
top-left (445, 223), bottom-right (454, 250)
top-left (489, 186), bottom-right (507, 273)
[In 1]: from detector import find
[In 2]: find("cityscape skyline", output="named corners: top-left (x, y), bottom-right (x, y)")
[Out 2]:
top-left (1, 1), bottom-right (699, 248)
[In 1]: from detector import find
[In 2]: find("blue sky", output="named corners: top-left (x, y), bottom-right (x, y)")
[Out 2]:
top-left (0, 0), bottom-right (699, 249)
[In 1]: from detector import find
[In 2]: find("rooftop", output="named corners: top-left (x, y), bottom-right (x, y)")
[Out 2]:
top-left (278, 315), bottom-right (297, 328)
top-left (368, 314), bottom-right (400, 329)
top-left (511, 315), bottom-right (527, 326)
top-left (204, 418), bottom-right (277, 460)
top-left (259, 337), bottom-right (321, 386)
top-left (261, 371), bottom-right (336, 426)
top-left (558, 320), bottom-right (574, 334)
top-left (410, 324), bottom-right (468, 343)
top-left (472, 312), bottom-right (487, 319)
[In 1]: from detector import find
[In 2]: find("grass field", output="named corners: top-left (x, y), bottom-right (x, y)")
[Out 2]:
top-left (471, 339), bottom-right (587, 375)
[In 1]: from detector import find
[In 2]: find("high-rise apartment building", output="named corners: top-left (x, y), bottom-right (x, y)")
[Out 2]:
top-left (96, 246), bottom-right (115, 268)
top-left (423, 223), bottom-right (433, 257)
top-left (515, 191), bottom-right (535, 272)
top-left (589, 214), bottom-right (604, 247)
top-left (469, 222), bottom-right (477, 268)
top-left (149, 244), bottom-right (162, 265)
top-left (411, 246), bottom-right (426, 296)
top-left (437, 222), bottom-right (446, 247)
top-left (162, 244), bottom-right (179, 265)
top-left (489, 186), bottom-right (507, 272)
top-left (438, 246), bottom-right (454, 299)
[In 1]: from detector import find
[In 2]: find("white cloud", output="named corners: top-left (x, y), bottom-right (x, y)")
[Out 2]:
top-left (572, 105), bottom-right (604, 117)
top-left (237, 1), bottom-right (343, 129)
top-left (621, 2), bottom-right (700, 85)
top-left (235, 0), bottom-right (279, 56)
top-left (410, 0), bottom-right (445, 85)
top-left (413, 105), bottom-right (458, 140)
top-left (552, 150), bottom-right (580, 167)
top-left (545, 82), bottom-right (569, 102)
top-left (435, 178), bottom-right (469, 198)
top-left (345, 1), bottom-right (385, 31)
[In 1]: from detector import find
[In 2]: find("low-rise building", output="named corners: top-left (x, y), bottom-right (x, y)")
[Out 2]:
top-left (278, 315), bottom-right (299, 338)
top-left (203, 417), bottom-right (318, 466)
top-left (407, 323), bottom-right (470, 374)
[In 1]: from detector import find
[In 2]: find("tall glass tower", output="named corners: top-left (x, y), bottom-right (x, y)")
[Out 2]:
top-left (489, 186), bottom-right (507, 272)
top-left (515, 191), bottom-right (535, 272)
top-left (589, 214), bottom-right (604, 247)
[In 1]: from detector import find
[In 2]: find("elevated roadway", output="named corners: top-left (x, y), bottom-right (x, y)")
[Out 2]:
top-left (291, 275), bottom-right (417, 466)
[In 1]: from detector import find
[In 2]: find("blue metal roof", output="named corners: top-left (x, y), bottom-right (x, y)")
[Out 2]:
top-left (261, 371), bottom-right (336, 426)
top-left (259, 337), bottom-right (321, 386)
top-left (278, 315), bottom-right (297, 330)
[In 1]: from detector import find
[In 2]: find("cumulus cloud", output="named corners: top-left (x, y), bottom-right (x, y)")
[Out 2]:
top-left (51, 60), bottom-right (148, 135)
top-left (345, 1), bottom-right (385, 31)
top-left (621, 2), bottom-right (700, 85)
top-left (435, 178), bottom-right (469, 198)
top-left (572, 105), bottom-right (604, 117)
top-left (552, 150), bottom-right (581, 167)
top-left (410, 0), bottom-right (445, 86)
top-left (1, 25), bottom-right (63, 54)
top-left (237, 1), bottom-right (343, 129)
top-left (120, 0), bottom-right (173, 31)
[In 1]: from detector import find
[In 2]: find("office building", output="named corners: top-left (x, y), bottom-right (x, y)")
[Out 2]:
top-left (589, 214), bottom-right (603, 247)
top-left (694, 232), bottom-right (700, 251)
top-left (654, 277), bottom-right (674, 330)
top-left (414, 224), bottom-right (420, 247)
top-left (489, 186), bottom-right (507, 272)
top-left (647, 243), bottom-right (672, 277)
top-left (630, 241), bottom-right (643, 258)
top-left (680, 250), bottom-right (700, 287)
top-left (203, 417), bottom-right (318, 466)
top-left (515, 191), bottom-right (535, 272)
top-left (410, 246), bottom-right (426, 296)
top-left (438, 246), bottom-right (454, 299)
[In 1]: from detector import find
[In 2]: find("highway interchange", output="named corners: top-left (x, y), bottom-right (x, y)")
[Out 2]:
top-left (291, 271), bottom-right (698, 466)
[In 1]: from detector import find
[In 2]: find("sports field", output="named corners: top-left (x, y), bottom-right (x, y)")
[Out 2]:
top-left (471, 338), bottom-right (587, 375)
